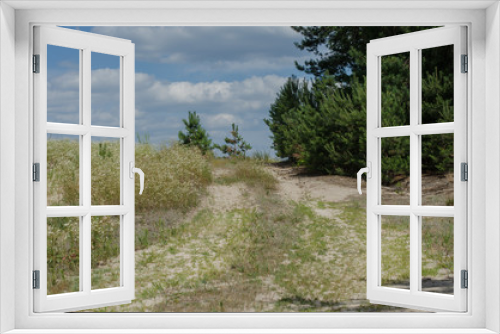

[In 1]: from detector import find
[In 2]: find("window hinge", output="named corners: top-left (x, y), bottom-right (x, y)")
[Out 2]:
top-left (33, 163), bottom-right (40, 182)
top-left (33, 270), bottom-right (40, 289)
top-left (461, 162), bottom-right (468, 181)
top-left (33, 54), bottom-right (40, 73)
top-left (461, 270), bottom-right (468, 289)
top-left (461, 54), bottom-right (468, 73)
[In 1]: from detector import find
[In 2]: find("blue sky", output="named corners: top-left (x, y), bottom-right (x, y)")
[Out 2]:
top-left (47, 26), bottom-right (311, 155)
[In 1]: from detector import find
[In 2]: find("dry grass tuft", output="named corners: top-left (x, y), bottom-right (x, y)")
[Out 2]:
top-left (213, 158), bottom-right (278, 192)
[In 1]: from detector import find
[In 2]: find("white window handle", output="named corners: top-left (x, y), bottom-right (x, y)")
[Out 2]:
top-left (357, 162), bottom-right (371, 195)
top-left (129, 162), bottom-right (145, 195)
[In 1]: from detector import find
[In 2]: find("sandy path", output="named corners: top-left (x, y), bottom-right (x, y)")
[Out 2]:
top-left (268, 166), bottom-right (359, 203)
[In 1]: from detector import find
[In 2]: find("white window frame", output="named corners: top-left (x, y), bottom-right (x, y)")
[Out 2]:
top-left (366, 26), bottom-right (468, 312)
top-left (33, 26), bottom-right (136, 313)
top-left (1, 1), bottom-right (499, 333)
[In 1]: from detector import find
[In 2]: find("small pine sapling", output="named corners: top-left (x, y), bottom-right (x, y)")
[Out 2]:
top-left (178, 111), bottom-right (213, 155)
top-left (215, 123), bottom-right (252, 158)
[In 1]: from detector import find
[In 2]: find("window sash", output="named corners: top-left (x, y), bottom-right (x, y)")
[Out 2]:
top-left (366, 26), bottom-right (468, 312)
top-left (32, 25), bottom-right (136, 313)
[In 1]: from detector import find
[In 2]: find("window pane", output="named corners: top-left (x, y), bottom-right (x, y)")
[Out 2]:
top-left (91, 137), bottom-right (121, 205)
top-left (47, 217), bottom-right (80, 295)
top-left (381, 215), bottom-right (410, 290)
top-left (92, 216), bottom-right (121, 289)
top-left (421, 45), bottom-right (454, 124)
top-left (47, 45), bottom-right (80, 124)
top-left (381, 52), bottom-right (410, 127)
top-left (421, 134), bottom-right (454, 206)
top-left (381, 137), bottom-right (410, 205)
top-left (47, 134), bottom-right (80, 206)
top-left (91, 52), bottom-right (121, 127)
top-left (421, 217), bottom-right (454, 295)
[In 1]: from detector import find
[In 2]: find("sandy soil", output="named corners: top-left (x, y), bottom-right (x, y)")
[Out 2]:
top-left (268, 165), bottom-right (359, 203)
top-left (91, 163), bottom-right (452, 312)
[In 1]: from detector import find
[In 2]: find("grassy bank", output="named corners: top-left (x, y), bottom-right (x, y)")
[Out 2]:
top-left (46, 139), bottom-right (453, 312)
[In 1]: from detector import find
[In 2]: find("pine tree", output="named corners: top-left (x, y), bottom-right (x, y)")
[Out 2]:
top-left (215, 123), bottom-right (252, 158)
top-left (264, 77), bottom-right (314, 160)
top-left (178, 111), bottom-right (212, 155)
top-left (265, 27), bottom-right (454, 183)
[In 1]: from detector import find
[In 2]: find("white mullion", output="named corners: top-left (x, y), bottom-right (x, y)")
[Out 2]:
top-left (373, 126), bottom-right (411, 137)
top-left (82, 214), bottom-right (91, 293)
top-left (46, 205), bottom-right (130, 217)
top-left (46, 123), bottom-right (89, 136)
top-left (82, 48), bottom-right (92, 294)
top-left (372, 205), bottom-right (454, 217)
top-left (413, 206), bottom-right (455, 217)
top-left (409, 48), bottom-right (420, 294)
top-left (413, 122), bottom-right (454, 135)
top-left (46, 206), bottom-right (89, 217)
top-left (373, 123), bottom-right (454, 138)
top-left (373, 205), bottom-right (411, 215)
top-left (90, 126), bottom-right (130, 138)
top-left (46, 124), bottom-right (130, 138)
top-left (90, 205), bottom-right (129, 216)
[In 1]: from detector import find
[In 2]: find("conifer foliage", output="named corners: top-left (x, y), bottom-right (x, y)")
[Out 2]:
top-left (215, 123), bottom-right (252, 158)
top-left (266, 27), bottom-right (454, 184)
top-left (178, 111), bottom-right (213, 155)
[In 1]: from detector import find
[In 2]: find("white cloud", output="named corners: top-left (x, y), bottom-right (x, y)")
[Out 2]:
top-left (47, 69), bottom-right (289, 152)
top-left (137, 74), bottom-right (286, 110)
top-left (90, 26), bottom-right (305, 73)
top-left (202, 113), bottom-right (242, 129)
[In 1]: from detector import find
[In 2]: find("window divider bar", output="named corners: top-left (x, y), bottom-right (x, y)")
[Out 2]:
top-left (373, 123), bottom-right (454, 138)
top-left (409, 48), bottom-right (420, 294)
top-left (82, 47), bottom-right (92, 295)
top-left (90, 205), bottom-right (130, 216)
top-left (412, 122), bottom-right (454, 135)
top-left (373, 205), bottom-right (411, 215)
top-left (372, 205), bottom-right (455, 217)
top-left (90, 126), bottom-right (130, 138)
top-left (82, 213), bottom-right (92, 293)
top-left (46, 124), bottom-right (131, 138)
top-left (46, 206), bottom-right (89, 217)
top-left (412, 206), bottom-right (455, 217)
top-left (46, 123), bottom-right (89, 136)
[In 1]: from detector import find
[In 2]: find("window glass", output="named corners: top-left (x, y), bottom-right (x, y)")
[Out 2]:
top-left (421, 45), bottom-right (454, 124)
top-left (381, 137), bottom-right (410, 205)
top-left (381, 52), bottom-right (410, 127)
top-left (47, 217), bottom-right (80, 295)
top-left (91, 52), bottom-right (121, 127)
top-left (92, 216), bottom-right (121, 289)
top-left (381, 215), bottom-right (410, 290)
top-left (91, 137), bottom-right (121, 206)
top-left (421, 217), bottom-right (454, 295)
top-left (47, 134), bottom-right (80, 206)
top-left (47, 45), bottom-right (80, 124)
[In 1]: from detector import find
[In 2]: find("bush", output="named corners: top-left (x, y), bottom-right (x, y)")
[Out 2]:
top-left (265, 70), bottom-right (453, 184)
top-left (135, 142), bottom-right (212, 211)
top-left (47, 139), bottom-right (212, 212)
